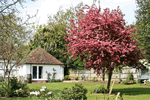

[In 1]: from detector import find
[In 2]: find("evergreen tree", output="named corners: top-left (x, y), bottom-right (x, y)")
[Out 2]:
top-left (135, 0), bottom-right (150, 61)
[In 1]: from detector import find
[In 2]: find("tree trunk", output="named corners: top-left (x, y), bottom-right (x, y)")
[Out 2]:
top-left (102, 72), bottom-right (105, 81)
top-left (2, 72), bottom-right (6, 88)
top-left (107, 68), bottom-right (114, 91)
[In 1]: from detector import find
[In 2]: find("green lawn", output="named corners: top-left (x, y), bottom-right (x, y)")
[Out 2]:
top-left (0, 81), bottom-right (150, 100)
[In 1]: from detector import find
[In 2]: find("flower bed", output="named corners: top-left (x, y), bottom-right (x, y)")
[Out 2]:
top-left (30, 86), bottom-right (53, 99)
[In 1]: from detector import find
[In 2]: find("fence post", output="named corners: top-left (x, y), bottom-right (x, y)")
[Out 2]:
top-left (90, 69), bottom-right (91, 81)
top-left (77, 69), bottom-right (79, 80)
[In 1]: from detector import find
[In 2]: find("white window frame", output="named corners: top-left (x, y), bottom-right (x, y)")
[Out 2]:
top-left (32, 66), bottom-right (43, 80)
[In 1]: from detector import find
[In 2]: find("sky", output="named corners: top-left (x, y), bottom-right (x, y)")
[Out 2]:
top-left (21, 0), bottom-right (137, 26)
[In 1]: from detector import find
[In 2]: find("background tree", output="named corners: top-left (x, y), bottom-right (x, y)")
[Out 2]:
top-left (29, 3), bottom-right (85, 75)
top-left (135, 0), bottom-right (150, 62)
top-left (0, 0), bottom-right (37, 97)
top-left (64, 5), bottom-right (143, 91)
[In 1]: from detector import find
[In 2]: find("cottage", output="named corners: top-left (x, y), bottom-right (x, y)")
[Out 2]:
top-left (0, 47), bottom-right (64, 82)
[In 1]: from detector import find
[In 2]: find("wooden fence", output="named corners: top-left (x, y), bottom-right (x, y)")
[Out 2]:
top-left (69, 67), bottom-right (140, 81)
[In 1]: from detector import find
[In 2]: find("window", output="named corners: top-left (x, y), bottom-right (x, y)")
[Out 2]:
top-left (39, 66), bottom-right (43, 79)
top-left (32, 66), bottom-right (43, 79)
top-left (33, 66), bottom-right (37, 79)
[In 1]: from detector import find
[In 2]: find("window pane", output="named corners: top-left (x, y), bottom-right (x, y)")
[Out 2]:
top-left (39, 66), bottom-right (43, 79)
top-left (33, 66), bottom-right (37, 79)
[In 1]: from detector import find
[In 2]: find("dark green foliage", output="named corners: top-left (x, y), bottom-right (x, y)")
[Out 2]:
top-left (3, 77), bottom-right (30, 97)
top-left (28, 3), bottom-right (85, 71)
top-left (49, 79), bottom-right (62, 83)
top-left (123, 72), bottom-right (136, 84)
top-left (64, 75), bottom-right (71, 80)
top-left (0, 88), bottom-right (5, 97)
top-left (74, 76), bottom-right (78, 80)
top-left (126, 72), bottom-right (134, 81)
top-left (147, 81), bottom-right (150, 84)
top-left (92, 77), bottom-right (98, 82)
top-left (118, 79), bottom-right (123, 84)
top-left (61, 83), bottom-right (87, 100)
top-left (135, 0), bottom-right (150, 62)
top-left (93, 85), bottom-right (106, 93)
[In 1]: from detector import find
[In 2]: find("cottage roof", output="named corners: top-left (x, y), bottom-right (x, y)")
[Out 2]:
top-left (19, 47), bottom-right (63, 65)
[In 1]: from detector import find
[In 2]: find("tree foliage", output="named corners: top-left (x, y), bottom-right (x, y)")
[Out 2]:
top-left (135, 0), bottom-right (150, 62)
top-left (64, 5), bottom-right (143, 90)
top-left (0, 0), bottom-right (37, 96)
top-left (29, 3), bottom-right (85, 70)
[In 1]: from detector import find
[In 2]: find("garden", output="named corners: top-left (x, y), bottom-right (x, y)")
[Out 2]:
top-left (0, 76), bottom-right (150, 100)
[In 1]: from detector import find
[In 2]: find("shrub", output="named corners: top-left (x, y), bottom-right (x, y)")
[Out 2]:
top-left (30, 86), bottom-right (54, 99)
top-left (123, 80), bottom-right (136, 84)
top-left (64, 75), bottom-right (71, 80)
top-left (61, 83), bottom-right (87, 100)
top-left (0, 89), bottom-right (5, 97)
top-left (147, 80), bottom-right (150, 84)
top-left (126, 72), bottom-right (134, 81)
top-left (74, 75), bottom-right (78, 80)
top-left (49, 79), bottom-right (62, 83)
top-left (52, 68), bottom-right (57, 80)
top-left (123, 72), bottom-right (136, 84)
top-left (92, 77), bottom-right (98, 82)
top-left (93, 85), bottom-right (106, 93)
top-left (118, 79), bottom-right (122, 84)
top-left (3, 76), bottom-right (30, 97)
top-left (46, 71), bottom-right (52, 82)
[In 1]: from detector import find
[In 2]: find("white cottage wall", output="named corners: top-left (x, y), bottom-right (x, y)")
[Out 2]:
top-left (42, 65), bottom-right (64, 80)
top-left (30, 64), bottom-right (64, 81)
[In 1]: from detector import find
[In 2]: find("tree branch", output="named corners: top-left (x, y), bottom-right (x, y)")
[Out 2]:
top-left (0, 0), bottom-right (20, 14)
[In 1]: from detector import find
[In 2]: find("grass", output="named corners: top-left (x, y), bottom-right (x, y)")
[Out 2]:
top-left (0, 81), bottom-right (150, 100)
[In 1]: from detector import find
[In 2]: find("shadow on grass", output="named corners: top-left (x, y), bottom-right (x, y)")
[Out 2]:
top-left (113, 87), bottom-right (150, 95)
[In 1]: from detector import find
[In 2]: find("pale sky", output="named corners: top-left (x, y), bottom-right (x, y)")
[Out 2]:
top-left (21, 0), bottom-right (137, 26)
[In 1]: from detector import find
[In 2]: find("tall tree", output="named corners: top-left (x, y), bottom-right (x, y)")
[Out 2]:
top-left (29, 3), bottom-right (85, 73)
top-left (135, 0), bottom-right (150, 62)
top-left (64, 5), bottom-right (143, 91)
top-left (0, 0), bottom-right (37, 97)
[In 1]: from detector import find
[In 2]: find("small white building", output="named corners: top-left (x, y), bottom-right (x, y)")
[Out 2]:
top-left (0, 47), bottom-right (64, 82)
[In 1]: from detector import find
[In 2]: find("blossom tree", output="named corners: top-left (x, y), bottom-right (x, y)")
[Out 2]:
top-left (64, 5), bottom-right (144, 91)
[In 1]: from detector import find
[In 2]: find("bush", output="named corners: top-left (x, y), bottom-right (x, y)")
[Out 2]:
top-left (61, 83), bottom-right (87, 100)
top-left (64, 75), bottom-right (71, 80)
top-left (118, 79), bottom-right (123, 84)
top-left (3, 76), bottom-right (30, 97)
top-left (49, 79), bottom-right (62, 83)
top-left (74, 75), bottom-right (78, 80)
top-left (92, 77), bottom-right (98, 82)
top-left (126, 72), bottom-right (134, 81)
top-left (0, 89), bottom-right (5, 97)
top-left (147, 80), bottom-right (150, 84)
top-left (123, 80), bottom-right (136, 84)
top-left (93, 85), bottom-right (106, 93)
top-left (30, 86), bottom-right (54, 99)
top-left (123, 72), bottom-right (136, 84)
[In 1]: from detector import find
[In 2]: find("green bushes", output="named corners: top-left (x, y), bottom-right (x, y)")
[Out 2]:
top-left (61, 83), bottom-right (87, 100)
top-left (49, 79), bottom-right (62, 83)
top-left (123, 72), bottom-right (136, 84)
top-left (74, 75), bottom-right (78, 80)
top-left (2, 77), bottom-right (30, 97)
top-left (126, 72), bottom-right (134, 81)
top-left (64, 75), bottom-right (71, 80)
top-left (92, 77), bottom-right (98, 82)
top-left (0, 88), bottom-right (5, 97)
top-left (92, 85), bottom-right (107, 93)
